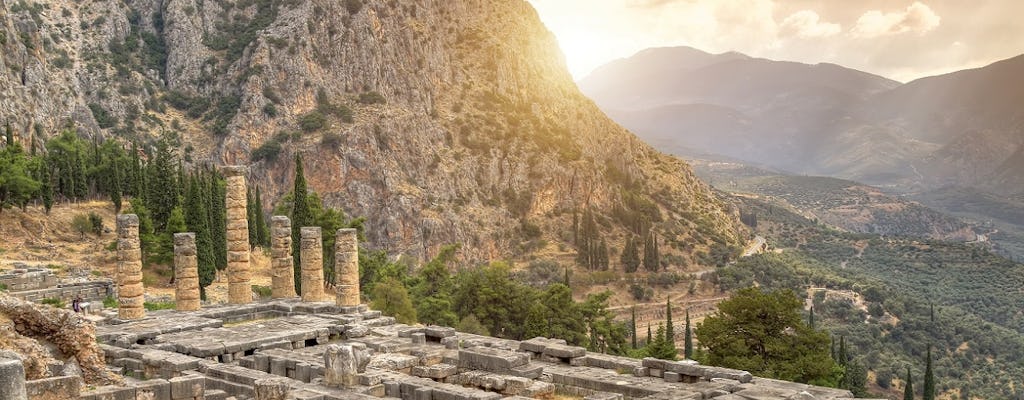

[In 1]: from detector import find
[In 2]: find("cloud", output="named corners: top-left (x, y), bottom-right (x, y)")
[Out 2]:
top-left (780, 10), bottom-right (841, 38)
top-left (851, 1), bottom-right (941, 38)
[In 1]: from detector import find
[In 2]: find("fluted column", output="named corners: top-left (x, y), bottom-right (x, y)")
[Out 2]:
top-left (300, 227), bottom-right (324, 302)
top-left (334, 228), bottom-right (360, 307)
top-left (174, 233), bottom-right (201, 311)
top-left (223, 166), bottom-right (252, 304)
top-left (271, 216), bottom-right (296, 298)
top-left (116, 214), bottom-right (145, 320)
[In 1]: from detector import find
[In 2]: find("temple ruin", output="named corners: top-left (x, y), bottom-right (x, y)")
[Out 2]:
top-left (0, 166), bottom-right (880, 400)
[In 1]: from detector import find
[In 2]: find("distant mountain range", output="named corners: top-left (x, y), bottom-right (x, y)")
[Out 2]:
top-left (580, 47), bottom-right (1024, 196)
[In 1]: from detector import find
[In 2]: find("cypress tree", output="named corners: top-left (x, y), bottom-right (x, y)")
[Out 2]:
top-left (563, 267), bottom-right (571, 288)
top-left (838, 336), bottom-right (848, 366)
top-left (292, 154), bottom-right (311, 294)
top-left (904, 366), bottom-right (914, 400)
top-left (185, 175), bottom-right (216, 300)
top-left (646, 323), bottom-right (652, 345)
top-left (111, 164), bottom-right (122, 213)
top-left (643, 230), bottom-right (659, 271)
top-left (209, 170), bottom-right (227, 270)
top-left (923, 347), bottom-right (935, 400)
top-left (684, 309), bottom-right (693, 359)
top-left (73, 151), bottom-right (87, 200)
top-left (665, 298), bottom-right (675, 346)
top-left (247, 185), bottom-right (258, 248)
top-left (4, 121), bottom-right (12, 145)
top-left (145, 139), bottom-right (176, 230)
top-left (254, 185), bottom-right (269, 247)
top-left (631, 306), bottom-right (638, 349)
top-left (598, 239), bottom-right (609, 270)
top-left (621, 236), bottom-right (640, 273)
top-left (40, 167), bottom-right (53, 214)
top-left (809, 306), bottom-right (815, 329)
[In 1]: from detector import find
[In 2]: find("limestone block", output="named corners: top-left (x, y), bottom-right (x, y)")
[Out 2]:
top-left (323, 345), bottom-right (358, 388)
top-left (116, 214), bottom-right (145, 320)
top-left (169, 374), bottom-right (204, 399)
top-left (270, 217), bottom-right (296, 298)
top-left (0, 357), bottom-right (27, 400)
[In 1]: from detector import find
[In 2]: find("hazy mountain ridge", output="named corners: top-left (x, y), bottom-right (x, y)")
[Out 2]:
top-left (581, 47), bottom-right (1024, 195)
top-left (0, 0), bottom-right (744, 264)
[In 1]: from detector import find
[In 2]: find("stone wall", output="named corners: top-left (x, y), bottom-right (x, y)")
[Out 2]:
top-left (0, 269), bottom-right (59, 292)
top-left (5, 281), bottom-right (114, 305)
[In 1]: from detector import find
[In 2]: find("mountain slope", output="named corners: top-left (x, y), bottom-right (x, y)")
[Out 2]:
top-left (580, 47), bottom-right (1024, 195)
top-left (0, 0), bottom-right (744, 264)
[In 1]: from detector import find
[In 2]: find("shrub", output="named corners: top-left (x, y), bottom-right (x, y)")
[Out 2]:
top-left (88, 103), bottom-right (117, 129)
top-left (72, 214), bottom-right (92, 237)
top-left (299, 111), bottom-right (327, 132)
top-left (320, 132), bottom-right (342, 147)
top-left (252, 285), bottom-right (272, 298)
top-left (143, 301), bottom-right (176, 311)
top-left (88, 212), bottom-right (103, 236)
top-left (251, 140), bottom-right (282, 162)
top-left (102, 296), bottom-right (118, 308)
top-left (357, 91), bottom-right (386, 105)
top-left (263, 103), bottom-right (278, 117)
top-left (345, 0), bottom-right (363, 14)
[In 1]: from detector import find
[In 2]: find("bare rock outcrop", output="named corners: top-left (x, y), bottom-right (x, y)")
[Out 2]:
top-left (0, 293), bottom-right (122, 385)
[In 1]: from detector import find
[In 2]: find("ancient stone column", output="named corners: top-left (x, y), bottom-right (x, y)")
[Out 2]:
top-left (174, 233), bottom-right (201, 311)
top-left (116, 214), bottom-right (145, 320)
top-left (334, 228), bottom-right (360, 307)
top-left (223, 166), bottom-right (252, 304)
top-left (270, 216), bottom-right (296, 298)
top-left (323, 344), bottom-right (370, 388)
top-left (300, 227), bottom-right (324, 302)
top-left (254, 378), bottom-right (290, 400)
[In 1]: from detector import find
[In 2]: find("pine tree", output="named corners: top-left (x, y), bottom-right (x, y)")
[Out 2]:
top-left (631, 306), bottom-right (638, 349)
top-left (291, 154), bottom-right (311, 294)
top-left (684, 309), bottom-right (693, 359)
top-left (923, 347), bottom-right (935, 400)
top-left (904, 366), bottom-right (914, 400)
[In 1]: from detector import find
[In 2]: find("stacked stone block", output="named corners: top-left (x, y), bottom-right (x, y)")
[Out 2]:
top-left (300, 227), bottom-right (325, 302)
top-left (116, 214), bottom-right (145, 320)
top-left (270, 216), bottom-right (296, 298)
top-left (173, 233), bottom-right (201, 311)
top-left (223, 166), bottom-right (252, 304)
top-left (334, 228), bottom-right (360, 306)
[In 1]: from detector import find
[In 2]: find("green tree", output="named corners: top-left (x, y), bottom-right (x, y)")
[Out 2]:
top-left (808, 306), bottom-right (815, 329)
top-left (207, 170), bottom-right (227, 271)
top-left (524, 283), bottom-right (587, 345)
top-left (631, 306), bottom-right (638, 349)
top-left (4, 121), bottom-right (12, 145)
top-left (254, 185), bottom-right (269, 247)
top-left (456, 314), bottom-right (490, 336)
top-left (145, 138), bottom-right (176, 231)
top-left (0, 144), bottom-right (41, 214)
top-left (904, 366), bottom-right (914, 400)
top-left (71, 213), bottom-right (91, 237)
top-left (643, 230), bottom-right (660, 271)
top-left (645, 323), bottom-right (677, 360)
top-left (665, 298), bottom-right (675, 350)
top-left (291, 154), bottom-right (311, 293)
top-left (411, 245), bottom-right (459, 327)
top-left (695, 287), bottom-right (839, 385)
top-left (843, 359), bottom-right (868, 397)
top-left (247, 184), bottom-right (259, 248)
top-left (88, 212), bottom-right (103, 236)
top-left (923, 347), bottom-right (935, 400)
top-left (621, 235), bottom-right (640, 273)
top-left (838, 336), bottom-right (848, 366)
top-left (184, 176), bottom-right (216, 299)
top-left (580, 290), bottom-right (628, 354)
top-left (452, 261), bottom-right (533, 339)
top-left (370, 277), bottom-right (417, 324)
top-left (684, 309), bottom-right (693, 359)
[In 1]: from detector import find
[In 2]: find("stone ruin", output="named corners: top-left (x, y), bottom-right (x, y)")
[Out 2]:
top-left (0, 166), bottom-right (884, 400)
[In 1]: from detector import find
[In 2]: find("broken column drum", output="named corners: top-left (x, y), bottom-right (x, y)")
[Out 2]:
top-left (174, 232), bottom-right (201, 311)
top-left (270, 216), bottom-right (296, 298)
top-left (223, 166), bottom-right (252, 304)
top-left (300, 227), bottom-right (325, 302)
top-left (116, 214), bottom-right (145, 320)
top-left (334, 228), bottom-right (360, 307)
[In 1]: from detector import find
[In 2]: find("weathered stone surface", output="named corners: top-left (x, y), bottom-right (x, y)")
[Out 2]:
top-left (173, 233), bottom-right (201, 311)
top-left (224, 167), bottom-right (252, 305)
top-left (116, 214), bottom-right (145, 320)
top-left (334, 228), bottom-right (360, 306)
top-left (254, 378), bottom-right (290, 400)
top-left (0, 356), bottom-right (28, 400)
top-left (270, 217), bottom-right (296, 298)
top-left (458, 347), bottom-right (530, 372)
top-left (300, 227), bottom-right (325, 302)
top-left (411, 363), bottom-right (457, 379)
top-left (324, 344), bottom-right (372, 388)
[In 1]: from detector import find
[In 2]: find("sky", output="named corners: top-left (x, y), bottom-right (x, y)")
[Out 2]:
top-left (526, 0), bottom-right (1024, 82)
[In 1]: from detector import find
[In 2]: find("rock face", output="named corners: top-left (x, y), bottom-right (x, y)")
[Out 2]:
top-left (0, 293), bottom-right (122, 385)
top-left (299, 227), bottom-right (324, 302)
top-left (223, 166), bottom-right (252, 304)
top-left (115, 214), bottom-right (144, 320)
top-left (173, 232), bottom-right (201, 311)
top-left (0, 0), bottom-right (744, 264)
top-left (270, 216), bottom-right (296, 299)
top-left (334, 228), bottom-right (360, 307)
top-left (323, 343), bottom-right (371, 388)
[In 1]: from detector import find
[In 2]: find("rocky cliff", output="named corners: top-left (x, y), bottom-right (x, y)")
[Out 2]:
top-left (0, 0), bottom-right (744, 264)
